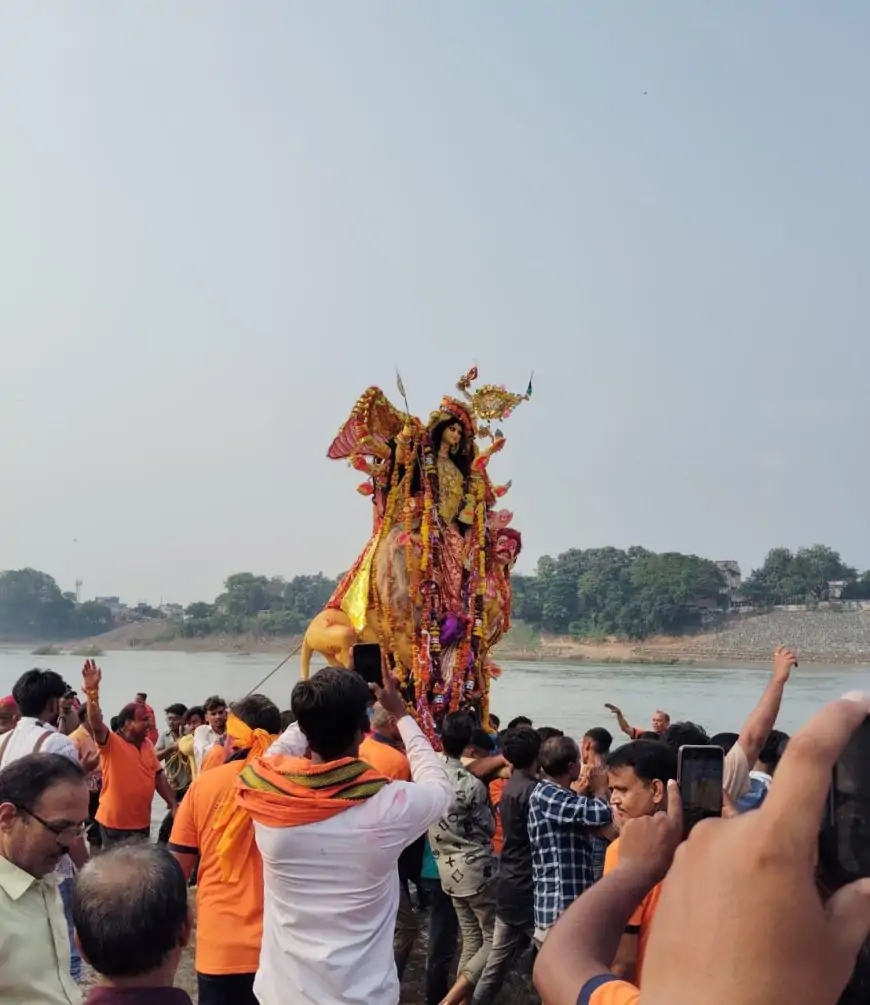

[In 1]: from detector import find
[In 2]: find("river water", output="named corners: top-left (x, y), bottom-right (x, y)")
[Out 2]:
top-left (1, 647), bottom-right (866, 738)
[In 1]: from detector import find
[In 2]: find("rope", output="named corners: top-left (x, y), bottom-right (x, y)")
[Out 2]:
top-left (245, 641), bottom-right (304, 696)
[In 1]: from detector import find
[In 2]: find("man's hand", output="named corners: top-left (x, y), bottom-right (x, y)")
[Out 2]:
top-left (82, 659), bottom-right (102, 691)
top-left (619, 780), bottom-right (683, 885)
top-left (773, 644), bottom-right (798, 682)
top-left (604, 703), bottom-right (622, 716)
top-left (370, 673), bottom-right (408, 721)
top-left (641, 692), bottom-right (870, 1005)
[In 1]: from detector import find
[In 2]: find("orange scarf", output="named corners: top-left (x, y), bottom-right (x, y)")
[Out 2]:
top-left (212, 713), bottom-right (277, 882)
top-left (236, 754), bottom-right (389, 830)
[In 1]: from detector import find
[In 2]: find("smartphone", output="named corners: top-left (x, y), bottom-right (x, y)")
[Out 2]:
top-left (352, 643), bottom-right (384, 687)
top-left (819, 715), bottom-right (870, 888)
top-left (677, 745), bottom-right (724, 836)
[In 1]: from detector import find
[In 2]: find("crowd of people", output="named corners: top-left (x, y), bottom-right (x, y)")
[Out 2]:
top-left (0, 645), bottom-right (869, 1005)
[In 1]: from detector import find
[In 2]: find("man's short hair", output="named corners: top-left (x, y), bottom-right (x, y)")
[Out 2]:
top-left (488, 714), bottom-right (501, 730)
top-left (606, 739), bottom-right (678, 784)
top-left (539, 736), bottom-right (580, 777)
top-left (654, 710), bottom-right (671, 723)
top-left (184, 706), bottom-right (204, 724)
top-left (502, 726), bottom-right (541, 770)
top-left (231, 694), bottom-right (281, 735)
top-left (0, 753), bottom-right (85, 812)
top-left (280, 709), bottom-right (296, 731)
top-left (116, 703), bottom-right (140, 730)
top-left (758, 729), bottom-right (790, 772)
top-left (12, 669), bottom-right (68, 718)
top-left (440, 712), bottom-right (475, 758)
top-left (164, 703), bottom-right (187, 717)
top-left (203, 695), bottom-right (227, 713)
top-left (291, 668), bottom-right (370, 760)
top-left (536, 726), bottom-right (564, 743)
top-left (507, 716), bottom-right (533, 730)
top-left (710, 732), bottom-right (739, 754)
top-left (584, 727), bottom-right (613, 755)
top-left (663, 721), bottom-right (709, 749)
top-left (135, 693), bottom-right (147, 701)
top-left (73, 844), bottom-right (188, 978)
top-left (469, 728), bottom-right (495, 754)
top-left (637, 730), bottom-right (661, 741)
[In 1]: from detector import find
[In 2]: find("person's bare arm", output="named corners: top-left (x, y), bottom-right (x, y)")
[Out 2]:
top-left (155, 771), bottom-right (178, 815)
top-left (171, 849), bottom-right (196, 881)
top-left (81, 661), bottom-right (108, 744)
top-left (155, 738), bottom-right (177, 762)
top-left (736, 646), bottom-right (796, 767)
top-left (610, 931), bottom-right (639, 983)
top-left (466, 753), bottom-right (509, 783)
top-left (605, 703), bottom-right (636, 738)
top-left (534, 788), bottom-right (681, 1005)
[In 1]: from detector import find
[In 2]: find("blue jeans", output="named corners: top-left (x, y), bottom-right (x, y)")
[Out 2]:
top-left (59, 877), bottom-right (82, 981)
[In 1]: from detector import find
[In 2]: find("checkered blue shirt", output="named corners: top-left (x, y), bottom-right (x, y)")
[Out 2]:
top-left (528, 780), bottom-right (611, 931)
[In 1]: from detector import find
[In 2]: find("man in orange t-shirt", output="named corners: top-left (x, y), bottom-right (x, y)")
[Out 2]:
top-left (603, 738), bottom-right (678, 985)
top-left (82, 661), bottom-right (177, 846)
top-left (360, 703), bottom-right (412, 781)
top-left (169, 695), bottom-right (281, 1005)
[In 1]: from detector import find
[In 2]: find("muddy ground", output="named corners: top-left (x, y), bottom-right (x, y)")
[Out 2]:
top-left (82, 894), bottom-right (539, 1004)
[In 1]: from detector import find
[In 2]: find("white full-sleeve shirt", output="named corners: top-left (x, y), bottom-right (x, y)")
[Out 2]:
top-left (255, 716), bottom-right (452, 1005)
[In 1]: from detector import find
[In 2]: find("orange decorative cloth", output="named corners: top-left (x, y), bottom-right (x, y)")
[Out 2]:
top-left (236, 755), bottom-right (389, 830)
top-left (212, 713), bottom-right (277, 882)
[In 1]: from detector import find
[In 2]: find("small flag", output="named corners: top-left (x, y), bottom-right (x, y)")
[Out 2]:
top-left (525, 371), bottom-right (534, 398)
top-left (396, 370), bottom-right (407, 399)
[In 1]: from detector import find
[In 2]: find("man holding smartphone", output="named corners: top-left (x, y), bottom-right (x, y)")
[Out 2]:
top-left (602, 740), bottom-right (678, 986)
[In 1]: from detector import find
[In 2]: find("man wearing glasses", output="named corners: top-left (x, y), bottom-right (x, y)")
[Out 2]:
top-left (0, 752), bottom-right (89, 1004)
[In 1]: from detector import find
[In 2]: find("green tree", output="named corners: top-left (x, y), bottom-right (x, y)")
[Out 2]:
top-left (185, 601), bottom-right (217, 620)
top-left (0, 568), bottom-right (75, 639)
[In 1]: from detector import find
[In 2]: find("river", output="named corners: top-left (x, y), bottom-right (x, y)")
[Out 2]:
top-left (1, 647), bottom-right (866, 738)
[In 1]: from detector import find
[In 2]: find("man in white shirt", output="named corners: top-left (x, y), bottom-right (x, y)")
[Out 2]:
top-left (0, 669), bottom-right (97, 982)
top-left (240, 668), bottom-right (452, 1005)
top-left (0, 670), bottom-right (80, 768)
top-left (0, 751), bottom-right (90, 1005)
top-left (192, 695), bottom-right (228, 770)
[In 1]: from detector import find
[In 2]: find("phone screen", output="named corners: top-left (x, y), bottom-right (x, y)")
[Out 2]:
top-left (678, 745), bottom-right (724, 835)
top-left (351, 643), bottom-right (383, 687)
top-left (820, 715), bottom-right (870, 886)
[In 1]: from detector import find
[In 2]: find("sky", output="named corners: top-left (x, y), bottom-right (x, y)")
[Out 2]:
top-left (0, 3), bottom-right (867, 605)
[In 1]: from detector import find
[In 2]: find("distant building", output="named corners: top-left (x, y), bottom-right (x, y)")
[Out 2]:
top-left (716, 561), bottom-right (742, 595)
top-left (95, 596), bottom-right (124, 615)
top-left (159, 603), bottom-right (184, 621)
top-left (828, 580), bottom-right (848, 600)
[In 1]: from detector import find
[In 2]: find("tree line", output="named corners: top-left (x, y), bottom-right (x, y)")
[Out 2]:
top-left (0, 542), bottom-right (867, 643)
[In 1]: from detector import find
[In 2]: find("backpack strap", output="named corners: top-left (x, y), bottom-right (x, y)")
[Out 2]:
top-left (0, 731), bottom-right (11, 766)
top-left (33, 731), bottom-right (51, 754)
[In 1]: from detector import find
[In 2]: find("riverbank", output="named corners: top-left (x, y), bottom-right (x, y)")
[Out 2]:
top-left (35, 607), bottom-right (870, 666)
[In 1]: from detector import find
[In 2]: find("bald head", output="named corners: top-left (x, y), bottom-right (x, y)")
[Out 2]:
top-left (73, 843), bottom-right (190, 980)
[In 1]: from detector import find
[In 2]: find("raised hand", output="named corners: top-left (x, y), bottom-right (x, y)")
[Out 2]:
top-left (81, 659), bottom-right (102, 691)
top-left (604, 702), bottom-right (622, 716)
top-left (369, 672), bottom-right (408, 721)
top-left (618, 780), bottom-right (683, 885)
top-left (773, 644), bottom-right (798, 681)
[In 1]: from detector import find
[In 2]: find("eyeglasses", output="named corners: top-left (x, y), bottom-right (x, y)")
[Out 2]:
top-left (16, 806), bottom-right (87, 841)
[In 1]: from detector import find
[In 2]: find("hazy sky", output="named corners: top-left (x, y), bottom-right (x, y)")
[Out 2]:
top-left (0, 3), bottom-right (867, 605)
